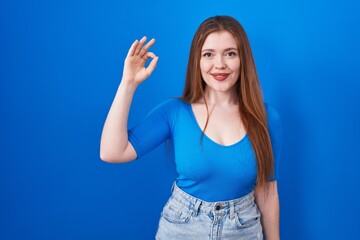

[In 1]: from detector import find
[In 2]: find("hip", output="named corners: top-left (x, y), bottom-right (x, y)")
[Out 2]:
top-left (155, 181), bottom-right (263, 240)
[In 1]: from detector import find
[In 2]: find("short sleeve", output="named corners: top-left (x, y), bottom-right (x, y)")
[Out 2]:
top-left (128, 98), bottom-right (179, 159)
top-left (265, 104), bottom-right (283, 181)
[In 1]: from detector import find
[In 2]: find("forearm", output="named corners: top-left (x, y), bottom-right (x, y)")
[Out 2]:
top-left (100, 81), bottom-right (137, 162)
top-left (255, 182), bottom-right (280, 240)
top-left (260, 196), bottom-right (279, 240)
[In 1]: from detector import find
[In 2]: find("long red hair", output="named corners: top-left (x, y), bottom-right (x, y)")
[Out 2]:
top-left (181, 16), bottom-right (274, 189)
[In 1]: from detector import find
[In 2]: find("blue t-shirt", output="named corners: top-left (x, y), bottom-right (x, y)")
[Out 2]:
top-left (128, 98), bottom-right (282, 202)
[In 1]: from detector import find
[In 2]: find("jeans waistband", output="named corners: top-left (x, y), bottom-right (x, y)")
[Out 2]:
top-left (170, 181), bottom-right (255, 220)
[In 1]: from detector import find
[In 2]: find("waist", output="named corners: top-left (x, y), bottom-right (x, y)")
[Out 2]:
top-left (170, 181), bottom-right (255, 214)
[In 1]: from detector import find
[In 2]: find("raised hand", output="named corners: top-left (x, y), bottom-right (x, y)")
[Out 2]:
top-left (122, 36), bottom-right (159, 87)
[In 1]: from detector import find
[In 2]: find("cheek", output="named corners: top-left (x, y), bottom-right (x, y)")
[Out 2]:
top-left (200, 60), bottom-right (212, 73)
top-left (228, 60), bottom-right (241, 75)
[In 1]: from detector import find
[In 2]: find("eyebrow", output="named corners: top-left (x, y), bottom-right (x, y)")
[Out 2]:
top-left (201, 47), bottom-right (238, 52)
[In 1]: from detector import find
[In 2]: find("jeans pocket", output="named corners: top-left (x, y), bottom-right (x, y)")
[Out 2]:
top-left (161, 201), bottom-right (191, 224)
top-left (235, 204), bottom-right (261, 229)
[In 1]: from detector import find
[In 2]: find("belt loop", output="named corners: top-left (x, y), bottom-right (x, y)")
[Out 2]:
top-left (191, 200), bottom-right (202, 217)
top-left (171, 181), bottom-right (176, 193)
top-left (229, 201), bottom-right (235, 220)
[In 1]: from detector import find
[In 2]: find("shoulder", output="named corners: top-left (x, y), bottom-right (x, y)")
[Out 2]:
top-left (153, 97), bottom-right (187, 111)
top-left (264, 103), bottom-right (283, 165)
top-left (148, 97), bottom-right (188, 122)
top-left (264, 102), bottom-right (282, 141)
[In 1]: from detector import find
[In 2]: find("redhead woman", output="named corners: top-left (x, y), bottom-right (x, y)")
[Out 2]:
top-left (100, 15), bottom-right (282, 240)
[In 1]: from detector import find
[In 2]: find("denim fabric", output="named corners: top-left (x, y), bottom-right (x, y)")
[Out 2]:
top-left (155, 182), bottom-right (263, 240)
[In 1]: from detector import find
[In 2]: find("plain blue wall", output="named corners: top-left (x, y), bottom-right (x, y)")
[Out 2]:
top-left (1, 0), bottom-right (359, 239)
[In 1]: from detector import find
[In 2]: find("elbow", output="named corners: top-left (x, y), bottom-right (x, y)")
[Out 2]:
top-left (99, 142), bottom-right (122, 163)
top-left (99, 150), bottom-right (134, 164)
top-left (100, 152), bottom-right (122, 163)
top-left (99, 152), bottom-right (119, 163)
top-left (100, 140), bottom-right (137, 163)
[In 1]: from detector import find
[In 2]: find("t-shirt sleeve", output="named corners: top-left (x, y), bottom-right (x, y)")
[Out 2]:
top-left (128, 99), bottom-right (178, 159)
top-left (265, 104), bottom-right (283, 181)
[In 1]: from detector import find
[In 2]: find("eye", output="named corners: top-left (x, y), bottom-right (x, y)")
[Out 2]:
top-left (202, 52), bottom-right (213, 58)
top-left (226, 51), bottom-right (237, 57)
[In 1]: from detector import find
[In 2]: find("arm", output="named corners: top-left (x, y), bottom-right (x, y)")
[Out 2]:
top-left (255, 181), bottom-right (280, 240)
top-left (100, 36), bottom-right (159, 163)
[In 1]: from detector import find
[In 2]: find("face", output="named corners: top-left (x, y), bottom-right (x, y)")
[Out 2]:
top-left (200, 31), bottom-right (240, 95)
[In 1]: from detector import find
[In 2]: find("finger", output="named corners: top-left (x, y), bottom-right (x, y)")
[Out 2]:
top-left (139, 38), bottom-right (156, 58)
top-left (134, 36), bottom-right (147, 55)
top-left (141, 52), bottom-right (156, 62)
top-left (127, 40), bottom-right (139, 57)
top-left (146, 52), bottom-right (156, 59)
top-left (145, 55), bottom-right (159, 75)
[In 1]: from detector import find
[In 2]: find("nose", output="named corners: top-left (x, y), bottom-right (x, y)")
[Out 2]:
top-left (214, 56), bottom-right (226, 69)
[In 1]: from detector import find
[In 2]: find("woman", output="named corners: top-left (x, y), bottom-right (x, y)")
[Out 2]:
top-left (100, 15), bottom-right (282, 240)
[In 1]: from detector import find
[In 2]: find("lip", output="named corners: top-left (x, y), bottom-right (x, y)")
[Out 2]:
top-left (210, 73), bottom-right (230, 81)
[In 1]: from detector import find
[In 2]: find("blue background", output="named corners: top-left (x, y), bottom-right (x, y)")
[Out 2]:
top-left (1, 0), bottom-right (359, 239)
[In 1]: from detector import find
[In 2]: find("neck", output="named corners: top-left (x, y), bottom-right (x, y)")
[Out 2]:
top-left (203, 88), bottom-right (238, 107)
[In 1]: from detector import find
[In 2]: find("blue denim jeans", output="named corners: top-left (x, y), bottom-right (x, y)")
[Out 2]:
top-left (155, 182), bottom-right (263, 240)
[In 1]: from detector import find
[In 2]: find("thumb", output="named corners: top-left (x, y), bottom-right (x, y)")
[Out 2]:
top-left (145, 54), bottom-right (159, 76)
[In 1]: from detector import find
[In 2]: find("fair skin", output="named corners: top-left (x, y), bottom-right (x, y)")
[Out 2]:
top-left (100, 32), bottom-right (279, 239)
top-left (194, 31), bottom-right (280, 240)
top-left (255, 182), bottom-right (280, 240)
top-left (193, 31), bottom-right (245, 146)
top-left (100, 36), bottom-right (157, 163)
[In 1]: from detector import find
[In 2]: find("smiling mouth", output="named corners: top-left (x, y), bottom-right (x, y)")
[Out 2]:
top-left (211, 73), bottom-right (230, 81)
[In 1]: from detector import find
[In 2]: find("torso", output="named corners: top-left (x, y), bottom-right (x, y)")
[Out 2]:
top-left (128, 98), bottom-right (281, 201)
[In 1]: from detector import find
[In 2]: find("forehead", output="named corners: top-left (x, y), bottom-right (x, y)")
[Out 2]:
top-left (201, 31), bottom-right (237, 50)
